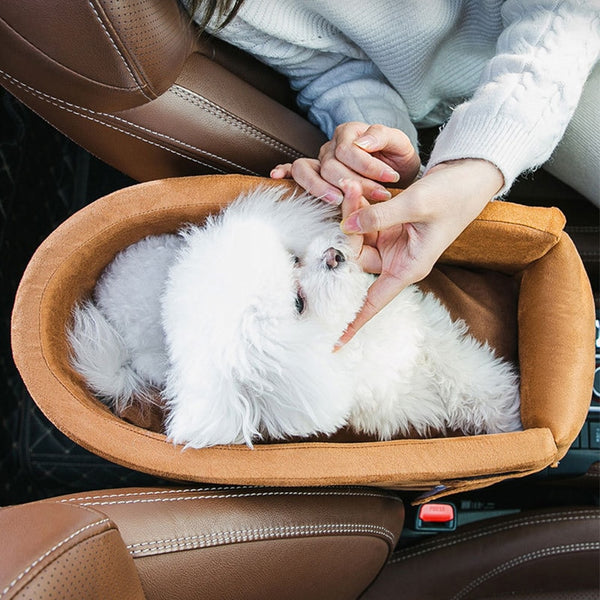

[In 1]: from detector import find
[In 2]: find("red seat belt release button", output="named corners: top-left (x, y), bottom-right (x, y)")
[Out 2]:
top-left (416, 502), bottom-right (456, 531)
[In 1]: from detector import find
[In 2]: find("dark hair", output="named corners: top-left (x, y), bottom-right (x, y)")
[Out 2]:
top-left (185, 0), bottom-right (245, 33)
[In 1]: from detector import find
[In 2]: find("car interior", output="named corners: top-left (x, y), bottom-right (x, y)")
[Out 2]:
top-left (0, 1), bottom-right (599, 599)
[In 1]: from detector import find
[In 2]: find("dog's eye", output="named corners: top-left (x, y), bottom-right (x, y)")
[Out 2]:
top-left (295, 291), bottom-right (306, 314)
top-left (293, 255), bottom-right (301, 265)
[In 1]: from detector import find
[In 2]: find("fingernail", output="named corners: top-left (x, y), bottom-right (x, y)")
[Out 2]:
top-left (354, 135), bottom-right (376, 150)
top-left (340, 212), bottom-right (362, 234)
top-left (270, 168), bottom-right (281, 178)
top-left (383, 168), bottom-right (400, 183)
top-left (332, 340), bottom-right (344, 353)
top-left (371, 187), bottom-right (392, 201)
top-left (324, 190), bottom-right (344, 205)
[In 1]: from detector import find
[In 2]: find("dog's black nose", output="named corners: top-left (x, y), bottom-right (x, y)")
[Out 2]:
top-left (324, 247), bottom-right (345, 269)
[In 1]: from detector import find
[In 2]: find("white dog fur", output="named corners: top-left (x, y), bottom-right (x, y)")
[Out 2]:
top-left (68, 185), bottom-right (521, 448)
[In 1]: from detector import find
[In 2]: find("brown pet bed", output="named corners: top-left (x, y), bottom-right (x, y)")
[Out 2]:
top-left (11, 175), bottom-right (595, 501)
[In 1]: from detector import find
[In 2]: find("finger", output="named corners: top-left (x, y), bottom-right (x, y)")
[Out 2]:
top-left (334, 139), bottom-right (401, 185)
top-left (354, 124), bottom-right (415, 156)
top-left (336, 272), bottom-right (407, 348)
top-left (320, 140), bottom-right (393, 202)
top-left (289, 159), bottom-right (344, 205)
top-left (354, 124), bottom-right (421, 183)
top-left (270, 163), bottom-right (293, 179)
top-left (338, 180), bottom-right (375, 249)
top-left (320, 155), bottom-right (393, 202)
top-left (330, 121), bottom-right (370, 146)
top-left (338, 179), bottom-right (368, 219)
top-left (336, 180), bottom-right (366, 257)
top-left (340, 180), bottom-right (377, 251)
top-left (330, 123), bottom-right (400, 184)
top-left (340, 190), bottom-right (422, 235)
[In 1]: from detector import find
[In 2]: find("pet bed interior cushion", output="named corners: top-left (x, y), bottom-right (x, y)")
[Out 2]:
top-left (11, 175), bottom-right (595, 501)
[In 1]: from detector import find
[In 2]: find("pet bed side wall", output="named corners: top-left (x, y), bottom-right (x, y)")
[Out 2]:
top-left (517, 232), bottom-right (595, 458)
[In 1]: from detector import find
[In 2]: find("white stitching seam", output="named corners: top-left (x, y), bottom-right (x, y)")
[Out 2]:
top-left (0, 518), bottom-right (110, 598)
top-left (86, 0), bottom-right (151, 99)
top-left (0, 68), bottom-right (228, 172)
top-left (60, 489), bottom-right (403, 507)
top-left (450, 542), bottom-right (600, 600)
top-left (127, 522), bottom-right (396, 556)
top-left (171, 85), bottom-right (305, 159)
top-left (0, 69), bottom-right (259, 175)
top-left (389, 510), bottom-right (599, 564)
top-left (58, 485), bottom-right (259, 502)
top-left (104, 112), bottom-right (258, 174)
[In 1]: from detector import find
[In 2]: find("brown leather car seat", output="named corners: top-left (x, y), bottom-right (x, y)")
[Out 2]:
top-left (0, 485), bottom-right (404, 600)
top-left (2, 489), bottom-right (597, 600)
top-left (364, 506), bottom-right (600, 600)
top-left (0, 0), bottom-right (326, 182)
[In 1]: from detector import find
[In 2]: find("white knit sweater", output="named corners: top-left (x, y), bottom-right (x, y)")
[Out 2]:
top-left (204, 0), bottom-right (600, 193)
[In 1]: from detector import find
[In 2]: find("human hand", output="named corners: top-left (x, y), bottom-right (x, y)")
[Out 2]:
top-left (335, 158), bottom-right (504, 348)
top-left (271, 122), bottom-right (421, 205)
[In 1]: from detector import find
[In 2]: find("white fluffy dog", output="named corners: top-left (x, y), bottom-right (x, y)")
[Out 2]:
top-left (68, 185), bottom-right (521, 448)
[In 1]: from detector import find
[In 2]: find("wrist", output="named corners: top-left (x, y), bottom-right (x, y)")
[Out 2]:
top-left (427, 158), bottom-right (504, 198)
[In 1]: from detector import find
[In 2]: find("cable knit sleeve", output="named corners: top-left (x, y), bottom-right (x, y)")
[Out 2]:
top-left (426, 0), bottom-right (600, 195)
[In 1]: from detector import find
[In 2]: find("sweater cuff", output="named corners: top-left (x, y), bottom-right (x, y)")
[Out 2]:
top-left (425, 110), bottom-right (544, 197)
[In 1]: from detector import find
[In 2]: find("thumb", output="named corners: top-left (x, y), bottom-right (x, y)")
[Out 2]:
top-left (340, 190), bottom-right (418, 235)
top-left (354, 125), bottom-right (414, 156)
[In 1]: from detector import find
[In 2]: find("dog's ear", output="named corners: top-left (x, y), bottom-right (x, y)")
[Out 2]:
top-left (162, 319), bottom-right (352, 449)
top-left (235, 324), bottom-right (352, 443)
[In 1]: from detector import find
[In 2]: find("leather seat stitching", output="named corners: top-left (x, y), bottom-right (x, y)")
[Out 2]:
top-left (58, 485), bottom-right (260, 502)
top-left (105, 111), bottom-right (260, 173)
top-left (0, 69), bottom-right (258, 175)
top-left (3, 68), bottom-right (304, 172)
top-left (126, 522), bottom-right (396, 556)
top-left (62, 106), bottom-right (232, 173)
top-left (87, 0), bottom-right (152, 101)
top-left (450, 541), bottom-right (600, 600)
top-left (389, 510), bottom-right (599, 563)
top-left (0, 518), bottom-right (110, 598)
top-left (171, 85), bottom-right (305, 159)
top-left (64, 489), bottom-right (403, 507)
